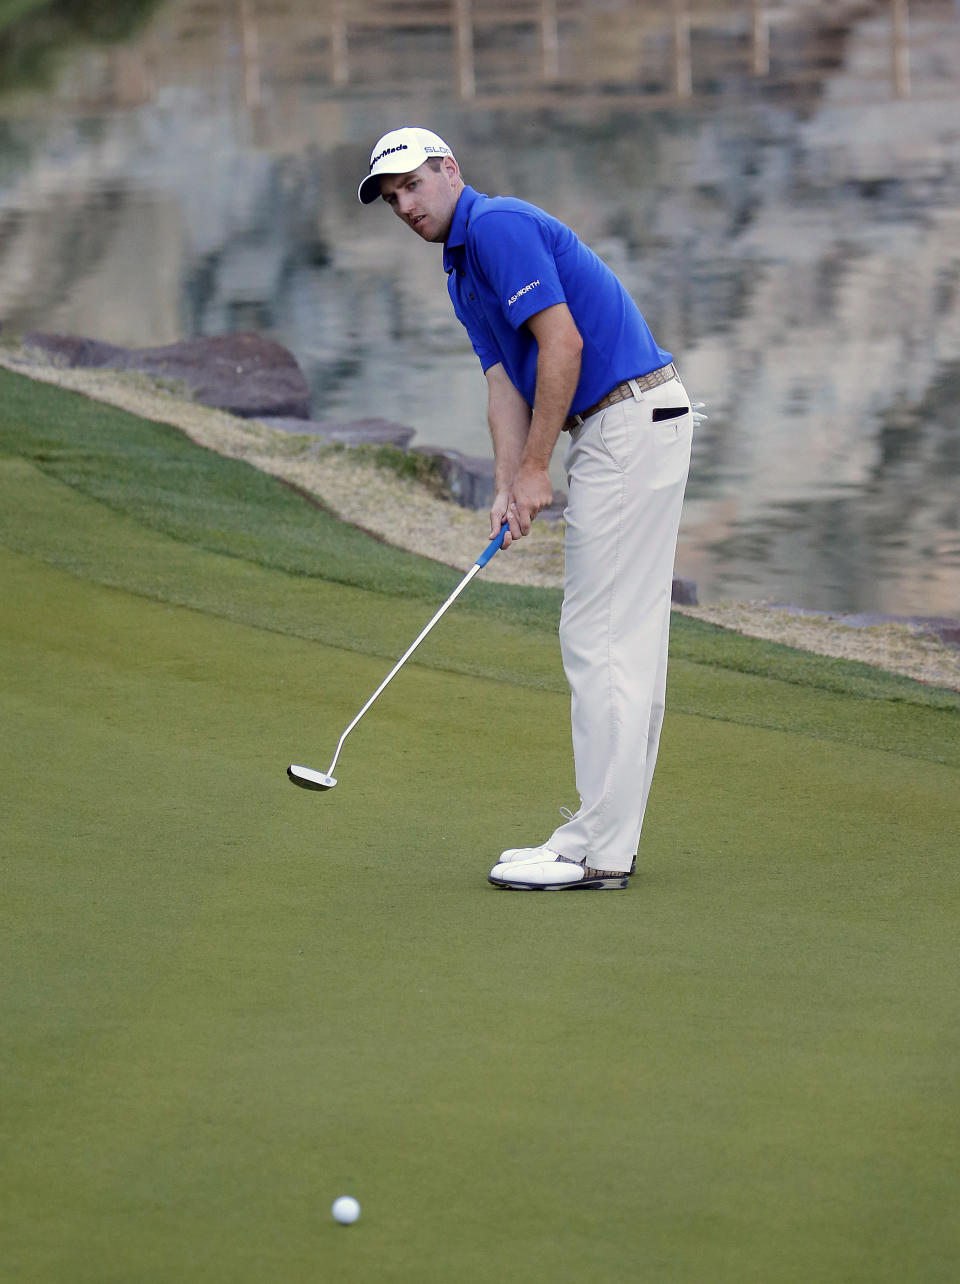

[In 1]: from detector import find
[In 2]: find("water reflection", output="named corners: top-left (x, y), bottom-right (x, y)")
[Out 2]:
top-left (0, 0), bottom-right (958, 613)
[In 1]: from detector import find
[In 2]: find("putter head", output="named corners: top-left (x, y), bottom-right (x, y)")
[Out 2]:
top-left (287, 763), bottom-right (337, 791)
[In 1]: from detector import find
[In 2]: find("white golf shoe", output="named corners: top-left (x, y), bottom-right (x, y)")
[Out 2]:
top-left (496, 842), bottom-right (564, 865)
top-left (488, 852), bottom-right (631, 891)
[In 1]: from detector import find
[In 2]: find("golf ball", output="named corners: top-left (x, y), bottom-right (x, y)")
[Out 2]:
top-left (332, 1195), bottom-right (361, 1225)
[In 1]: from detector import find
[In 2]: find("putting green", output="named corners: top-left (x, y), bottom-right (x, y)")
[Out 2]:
top-left (1, 374), bottom-right (958, 1282)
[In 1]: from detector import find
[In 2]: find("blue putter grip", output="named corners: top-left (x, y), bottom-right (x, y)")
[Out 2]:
top-left (475, 522), bottom-right (509, 569)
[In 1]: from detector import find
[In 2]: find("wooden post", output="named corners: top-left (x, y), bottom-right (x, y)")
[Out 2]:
top-left (540, 0), bottom-right (560, 82)
top-left (672, 0), bottom-right (692, 99)
top-left (751, 0), bottom-right (770, 78)
top-left (331, 0), bottom-right (348, 88)
top-left (454, 0), bottom-right (476, 100)
top-left (891, 0), bottom-right (911, 99)
top-left (237, 0), bottom-right (262, 108)
top-left (109, 48), bottom-right (153, 107)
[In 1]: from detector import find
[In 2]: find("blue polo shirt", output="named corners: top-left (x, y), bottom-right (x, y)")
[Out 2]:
top-left (442, 186), bottom-right (671, 415)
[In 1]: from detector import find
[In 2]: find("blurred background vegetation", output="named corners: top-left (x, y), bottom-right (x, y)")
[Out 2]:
top-left (0, 0), bottom-right (164, 95)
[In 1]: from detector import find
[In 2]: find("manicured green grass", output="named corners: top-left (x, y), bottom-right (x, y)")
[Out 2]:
top-left (1, 369), bottom-right (959, 1282)
top-left (2, 366), bottom-right (957, 713)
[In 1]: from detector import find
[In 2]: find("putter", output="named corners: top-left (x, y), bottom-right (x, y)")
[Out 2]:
top-left (287, 522), bottom-right (509, 792)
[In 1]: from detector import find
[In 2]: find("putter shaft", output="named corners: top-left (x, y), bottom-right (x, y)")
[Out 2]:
top-left (288, 523), bottom-right (508, 790)
top-left (326, 560), bottom-right (482, 778)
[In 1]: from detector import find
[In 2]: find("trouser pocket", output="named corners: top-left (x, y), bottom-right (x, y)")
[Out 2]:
top-left (648, 400), bottom-right (693, 489)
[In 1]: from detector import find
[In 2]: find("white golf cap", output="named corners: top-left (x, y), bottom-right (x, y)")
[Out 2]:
top-left (357, 127), bottom-right (454, 204)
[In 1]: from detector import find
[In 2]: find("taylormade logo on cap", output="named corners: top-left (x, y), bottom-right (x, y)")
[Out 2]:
top-left (370, 142), bottom-right (408, 167)
top-left (358, 127), bottom-right (453, 204)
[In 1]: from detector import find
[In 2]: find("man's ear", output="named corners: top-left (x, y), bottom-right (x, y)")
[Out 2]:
top-left (442, 155), bottom-right (461, 184)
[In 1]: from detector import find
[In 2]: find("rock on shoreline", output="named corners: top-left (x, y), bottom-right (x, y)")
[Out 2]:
top-left (23, 331), bottom-right (313, 420)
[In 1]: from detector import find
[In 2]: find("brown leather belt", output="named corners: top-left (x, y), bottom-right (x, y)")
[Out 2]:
top-left (564, 362), bottom-right (680, 431)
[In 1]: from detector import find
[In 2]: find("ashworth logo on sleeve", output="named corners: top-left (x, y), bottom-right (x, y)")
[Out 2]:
top-left (507, 280), bottom-right (541, 307)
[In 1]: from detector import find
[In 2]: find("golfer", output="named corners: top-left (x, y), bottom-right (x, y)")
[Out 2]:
top-left (358, 127), bottom-right (693, 891)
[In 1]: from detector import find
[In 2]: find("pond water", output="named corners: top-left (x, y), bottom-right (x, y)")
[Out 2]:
top-left (1, 0), bottom-right (959, 614)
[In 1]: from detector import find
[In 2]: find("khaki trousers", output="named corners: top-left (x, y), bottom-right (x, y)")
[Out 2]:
top-left (547, 376), bottom-right (692, 873)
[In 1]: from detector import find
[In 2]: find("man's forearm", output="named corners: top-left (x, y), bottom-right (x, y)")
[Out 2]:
top-left (486, 366), bottom-right (531, 488)
top-left (522, 303), bottom-right (583, 471)
top-left (490, 416), bottom-right (528, 491)
top-left (522, 343), bottom-right (582, 470)
top-left (485, 305), bottom-right (583, 538)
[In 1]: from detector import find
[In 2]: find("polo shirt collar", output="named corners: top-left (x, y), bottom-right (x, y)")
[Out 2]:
top-left (443, 186), bottom-right (482, 272)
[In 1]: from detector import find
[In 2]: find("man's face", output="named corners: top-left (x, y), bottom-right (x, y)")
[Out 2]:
top-left (379, 159), bottom-right (461, 243)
